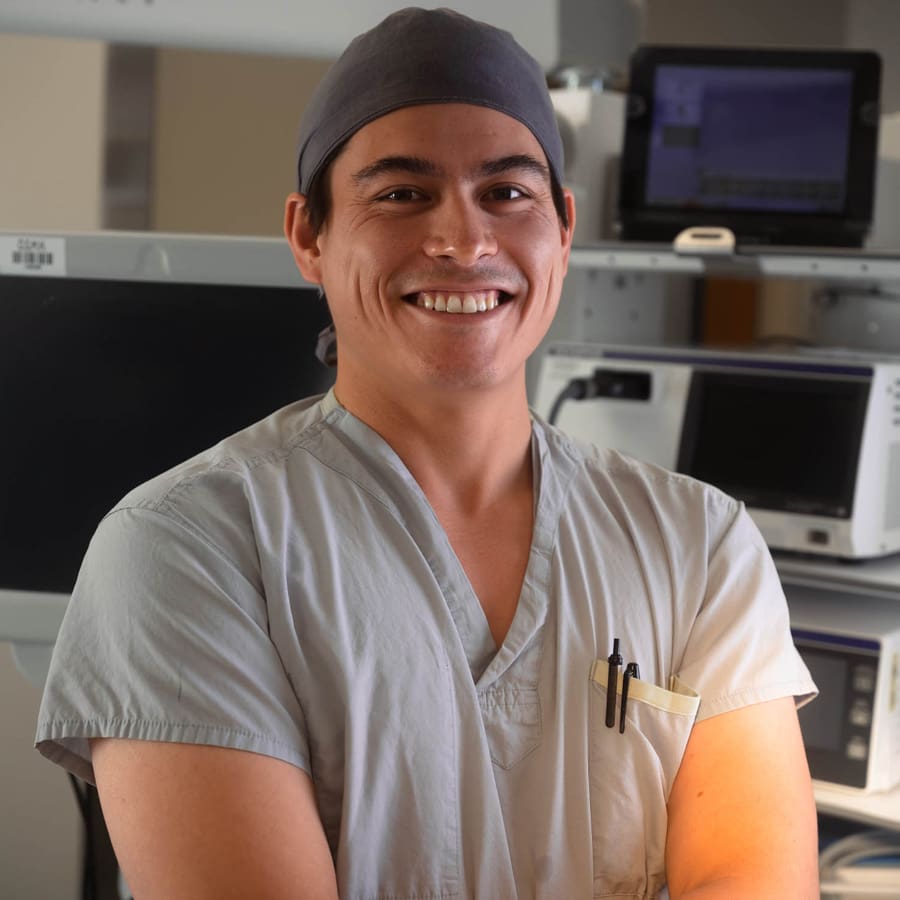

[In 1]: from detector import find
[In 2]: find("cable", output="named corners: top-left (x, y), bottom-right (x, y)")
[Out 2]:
top-left (546, 368), bottom-right (652, 425)
top-left (67, 774), bottom-right (129, 900)
top-left (68, 774), bottom-right (96, 900)
top-left (547, 376), bottom-right (592, 425)
top-left (819, 828), bottom-right (900, 897)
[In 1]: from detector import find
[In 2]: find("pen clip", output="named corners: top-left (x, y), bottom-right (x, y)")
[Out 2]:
top-left (619, 662), bottom-right (640, 734)
top-left (605, 638), bottom-right (623, 728)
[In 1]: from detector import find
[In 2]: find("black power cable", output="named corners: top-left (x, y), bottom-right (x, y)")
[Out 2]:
top-left (67, 774), bottom-right (125, 900)
top-left (68, 774), bottom-right (96, 900)
top-left (547, 368), bottom-right (652, 425)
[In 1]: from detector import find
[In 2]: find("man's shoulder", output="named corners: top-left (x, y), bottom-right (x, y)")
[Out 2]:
top-left (536, 416), bottom-right (739, 514)
top-left (110, 392), bottom-right (334, 516)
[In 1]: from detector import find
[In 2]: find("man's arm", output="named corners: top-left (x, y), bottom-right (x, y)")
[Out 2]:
top-left (91, 738), bottom-right (340, 900)
top-left (665, 696), bottom-right (819, 898)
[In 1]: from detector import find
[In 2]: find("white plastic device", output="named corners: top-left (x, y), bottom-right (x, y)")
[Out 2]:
top-left (672, 226), bottom-right (736, 255)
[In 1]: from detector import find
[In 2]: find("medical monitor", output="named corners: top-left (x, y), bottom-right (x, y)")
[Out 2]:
top-left (618, 46), bottom-right (882, 247)
top-left (0, 231), bottom-right (334, 606)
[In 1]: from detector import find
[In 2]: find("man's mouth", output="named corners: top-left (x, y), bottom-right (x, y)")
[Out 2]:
top-left (410, 289), bottom-right (506, 314)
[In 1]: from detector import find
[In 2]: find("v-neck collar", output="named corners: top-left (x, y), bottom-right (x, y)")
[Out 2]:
top-left (316, 392), bottom-right (577, 688)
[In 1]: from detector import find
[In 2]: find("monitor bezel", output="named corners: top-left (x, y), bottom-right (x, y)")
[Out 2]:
top-left (675, 367), bottom-right (871, 518)
top-left (0, 231), bottom-right (329, 640)
top-left (617, 45), bottom-right (882, 247)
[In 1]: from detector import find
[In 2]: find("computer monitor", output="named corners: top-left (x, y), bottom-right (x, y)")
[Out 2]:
top-left (617, 46), bottom-right (882, 247)
top-left (0, 231), bottom-right (334, 666)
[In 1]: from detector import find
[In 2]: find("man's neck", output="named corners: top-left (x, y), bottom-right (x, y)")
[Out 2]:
top-left (335, 375), bottom-right (537, 647)
top-left (334, 375), bottom-right (534, 517)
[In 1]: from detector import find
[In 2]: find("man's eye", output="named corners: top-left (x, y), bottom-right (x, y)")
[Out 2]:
top-left (378, 188), bottom-right (425, 202)
top-left (485, 185), bottom-right (529, 202)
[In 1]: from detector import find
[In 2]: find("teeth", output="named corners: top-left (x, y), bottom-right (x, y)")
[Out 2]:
top-left (415, 290), bottom-right (501, 314)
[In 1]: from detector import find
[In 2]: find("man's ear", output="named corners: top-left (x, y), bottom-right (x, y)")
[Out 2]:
top-left (560, 187), bottom-right (577, 270)
top-left (284, 192), bottom-right (322, 285)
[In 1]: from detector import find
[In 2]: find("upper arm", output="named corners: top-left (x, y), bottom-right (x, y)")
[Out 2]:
top-left (665, 696), bottom-right (819, 899)
top-left (92, 738), bottom-right (339, 900)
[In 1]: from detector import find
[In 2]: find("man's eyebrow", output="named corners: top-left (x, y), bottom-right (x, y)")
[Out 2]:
top-left (478, 154), bottom-right (550, 181)
top-left (352, 156), bottom-right (442, 183)
top-left (351, 153), bottom-right (551, 184)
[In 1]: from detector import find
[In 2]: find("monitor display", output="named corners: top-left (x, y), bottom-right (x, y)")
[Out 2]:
top-left (618, 46), bottom-right (881, 246)
top-left (646, 66), bottom-right (853, 214)
top-left (676, 369), bottom-right (870, 518)
top-left (0, 232), bottom-right (335, 596)
top-left (796, 650), bottom-right (846, 752)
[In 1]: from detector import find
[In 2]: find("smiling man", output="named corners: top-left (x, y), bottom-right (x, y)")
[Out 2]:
top-left (37, 8), bottom-right (819, 899)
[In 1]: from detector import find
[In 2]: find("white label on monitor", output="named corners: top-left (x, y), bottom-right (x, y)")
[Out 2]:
top-left (0, 236), bottom-right (66, 276)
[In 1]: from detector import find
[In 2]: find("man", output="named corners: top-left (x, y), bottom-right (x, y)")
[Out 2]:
top-left (37, 8), bottom-right (819, 898)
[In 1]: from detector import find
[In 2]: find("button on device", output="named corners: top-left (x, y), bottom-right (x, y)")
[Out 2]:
top-left (808, 529), bottom-right (830, 545)
top-left (852, 665), bottom-right (877, 693)
top-left (846, 736), bottom-right (869, 761)
top-left (850, 700), bottom-right (872, 727)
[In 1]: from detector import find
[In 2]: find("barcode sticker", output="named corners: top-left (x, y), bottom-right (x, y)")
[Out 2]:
top-left (0, 236), bottom-right (66, 276)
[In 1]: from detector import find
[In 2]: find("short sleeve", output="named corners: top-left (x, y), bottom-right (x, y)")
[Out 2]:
top-left (35, 506), bottom-right (310, 784)
top-left (677, 500), bottom-right (818, 721)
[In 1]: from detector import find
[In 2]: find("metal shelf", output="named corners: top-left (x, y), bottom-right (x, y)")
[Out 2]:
top-left (777, 553), bottom-right (900, 602)
top-left (569, 242), bottom-right (900, 283)
top-left (815, 781), bottom-right (900, 830)
top-left (569, 244), bottom-right (705, 275)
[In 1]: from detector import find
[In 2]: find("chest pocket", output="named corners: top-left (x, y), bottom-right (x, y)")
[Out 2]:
top-left (588, 662), bottom-right (700, 899)
top-left (477, 634), bottom-right (545, 769)
top-left (478, 685), bottom-right (542, 768)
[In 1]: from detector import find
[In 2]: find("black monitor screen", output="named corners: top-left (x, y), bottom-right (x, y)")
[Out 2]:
top-left (647, 66), bottom-right (854, 214)
top-left (796, 649), bottom-right (847, 752)
top-left (676, 370), bottom-right (869, 517)
top-left (0, 274), bottom-right (334, 594)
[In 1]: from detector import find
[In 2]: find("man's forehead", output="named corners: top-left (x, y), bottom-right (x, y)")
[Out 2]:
top-left (346, 154), bottom-right (553, 190)
top-left (341, 104), bottom-right (550, 169)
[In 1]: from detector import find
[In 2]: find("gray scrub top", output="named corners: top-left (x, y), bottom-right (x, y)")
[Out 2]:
top-left (37, 389), bottom-right (816, 899)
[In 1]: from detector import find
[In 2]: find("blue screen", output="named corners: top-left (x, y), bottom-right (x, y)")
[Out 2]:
top-left (646, 65), bottom-right (854, 213)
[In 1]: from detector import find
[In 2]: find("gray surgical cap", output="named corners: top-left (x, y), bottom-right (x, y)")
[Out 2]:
top-left (296, 7), bottom-right (564, 195)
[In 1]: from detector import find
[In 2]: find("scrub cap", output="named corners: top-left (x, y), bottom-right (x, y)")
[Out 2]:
top-left (296, 6), bottom-right (564, 195)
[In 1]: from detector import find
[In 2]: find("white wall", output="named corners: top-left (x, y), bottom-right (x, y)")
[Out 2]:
top-left (845, 0), bottom-right (900, 112)
top-left (0, 31), bottom-right (106, 231)
top-left (0, 647), bottom-right (80, 900)
top-left (557, 0), bottom-right (643, 72)
top-left (151, 48), bottom-right (332, 236)
top-left (0, 0), bottom-right (558, 68)
top-left (643, 0), bottom-right (848, 47)
top-left (0, 31), bottom-right (104, 900)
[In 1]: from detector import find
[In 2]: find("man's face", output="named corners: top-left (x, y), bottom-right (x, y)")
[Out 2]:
top-left (291, 103), bottom-right (574, 405)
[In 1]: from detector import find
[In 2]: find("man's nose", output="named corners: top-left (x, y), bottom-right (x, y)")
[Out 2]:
top-left (422, 195), bottom-right (498, 264)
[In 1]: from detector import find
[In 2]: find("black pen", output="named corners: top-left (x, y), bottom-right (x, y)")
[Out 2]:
top-left (605, 638), bottom-right (623, 727)
top-left (619, 662), bottom-right (640, 734)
